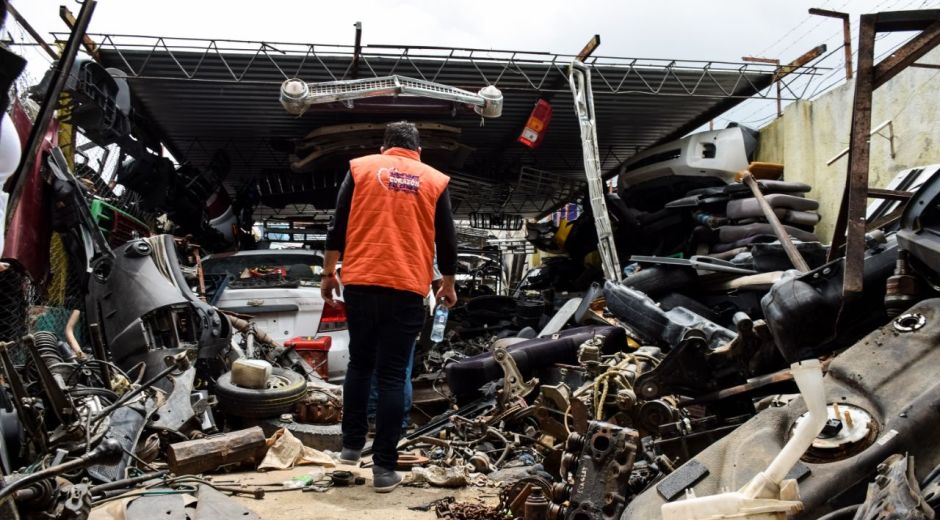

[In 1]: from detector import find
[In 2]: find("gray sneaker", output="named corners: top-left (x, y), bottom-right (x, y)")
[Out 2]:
top-left (338, 447), bottom-right (361, 465)
top-left (372, 466), bottom-right (402, 493)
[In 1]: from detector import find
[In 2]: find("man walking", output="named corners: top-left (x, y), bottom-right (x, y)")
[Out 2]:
top-left (321, 122), bottom-right (457, 492)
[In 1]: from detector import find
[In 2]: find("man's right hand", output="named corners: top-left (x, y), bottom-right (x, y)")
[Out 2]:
top-left (436, 275), bottom-right (457, 308)
top-left (321, 275), bottom-right (342, 307)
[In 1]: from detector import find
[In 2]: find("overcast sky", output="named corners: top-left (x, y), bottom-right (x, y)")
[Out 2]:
top-left (8, 0), bottom-right (940, 129)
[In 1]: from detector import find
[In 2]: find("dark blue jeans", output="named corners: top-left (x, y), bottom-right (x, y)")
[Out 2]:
top-left (341, 285), bottom-right (424, 470)
top-left (368, 341), bottom-right (415, 429)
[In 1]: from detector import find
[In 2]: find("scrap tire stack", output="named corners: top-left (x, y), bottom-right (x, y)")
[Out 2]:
top-left (215, 367), bottom-right (307, 419)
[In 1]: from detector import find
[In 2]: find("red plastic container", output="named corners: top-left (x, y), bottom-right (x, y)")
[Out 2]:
top-left (285, 336), bottom-right (332, 380)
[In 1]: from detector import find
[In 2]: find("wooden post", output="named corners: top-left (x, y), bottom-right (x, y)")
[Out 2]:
top-left (167, 426), bottom-right (267, 475)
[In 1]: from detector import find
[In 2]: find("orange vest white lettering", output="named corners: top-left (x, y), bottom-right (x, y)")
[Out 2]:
top-left (341, 147), bottom-right (449, 296)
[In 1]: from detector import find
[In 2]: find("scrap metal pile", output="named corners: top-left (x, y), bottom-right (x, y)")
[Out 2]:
top-left (402, 164), bottom-right (940, 520)
top-left (0, 231), bottom-right (349, 518)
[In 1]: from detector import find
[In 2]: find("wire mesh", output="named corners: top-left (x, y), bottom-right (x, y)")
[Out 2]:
top-left (0, 122), bottom-right (157, 354)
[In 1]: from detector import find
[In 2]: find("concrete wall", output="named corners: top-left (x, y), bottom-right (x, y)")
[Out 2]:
top-left (755, 47), bottom-right (940, 242)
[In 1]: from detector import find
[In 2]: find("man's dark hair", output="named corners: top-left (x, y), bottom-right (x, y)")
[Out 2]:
top-left (383, 121), bottom-right (420, 151)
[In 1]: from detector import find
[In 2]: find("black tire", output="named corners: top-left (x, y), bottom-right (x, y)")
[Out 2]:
top-left (215, 367), bottom-right (307, 419)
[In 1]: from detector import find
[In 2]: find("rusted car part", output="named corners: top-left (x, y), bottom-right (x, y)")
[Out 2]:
top-left (85, 235), bottom-right (231, 378)
top-left (0, 333), bottom-right (179, 486)
top-left (364, 398), bottom-right (493, 457)
top-left (846, 454), bottom-right (934, 520)
top-left (13, 479), bottom-right (92, 520)
top-left (295, 386), bottom-right (343, 424)
top-left (552, 421), bottom-right (639, 520)
top-left (884, 251), bottom-right (925, 318)
top-left (166, 426), bottom-right (266, 475)
top-left (445, 326), bottom-right (626, 402)
top-left (623, 297), bottom-right (940, 519)
top-left (494, 344), bottom-right (539, 406)
top-left (88, 470), bottom-right (167, 500)
top-left (0, 438), bottom-right (119, 504)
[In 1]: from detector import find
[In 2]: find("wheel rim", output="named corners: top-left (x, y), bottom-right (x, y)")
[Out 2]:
top-left (266, 374), bottom-right (292, 390)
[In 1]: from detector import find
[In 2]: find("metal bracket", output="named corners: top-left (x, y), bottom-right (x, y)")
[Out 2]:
top-left (493, 345), bottom-right (538, 406)
top-left (826, 120), bottom-right (896, 166)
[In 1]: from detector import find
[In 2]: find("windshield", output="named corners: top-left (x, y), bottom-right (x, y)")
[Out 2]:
top-left (203, 253), bottom-right (324, 288)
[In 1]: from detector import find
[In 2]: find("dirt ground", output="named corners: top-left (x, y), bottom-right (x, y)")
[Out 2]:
top-left (225, 462), bottom-right (497, 520)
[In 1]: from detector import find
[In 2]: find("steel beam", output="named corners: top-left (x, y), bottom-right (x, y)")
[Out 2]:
top-left (827, 9), bottom-right (940, 296)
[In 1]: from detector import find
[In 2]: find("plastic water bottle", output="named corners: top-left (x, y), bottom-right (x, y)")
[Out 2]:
top-left (430, 302), bottom-right (449, 343)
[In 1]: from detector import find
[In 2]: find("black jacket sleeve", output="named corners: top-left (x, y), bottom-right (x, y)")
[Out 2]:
top-left (325, 171), bottom-right (354, 252)
top-left (434, 187), bottom-right (457, 276)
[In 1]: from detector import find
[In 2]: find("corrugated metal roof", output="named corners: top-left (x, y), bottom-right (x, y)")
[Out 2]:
top-left (91, 35), bottom-right (797, 217)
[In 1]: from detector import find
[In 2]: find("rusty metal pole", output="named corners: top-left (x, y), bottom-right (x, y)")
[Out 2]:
top-left (809, 8), bottom-right (853, 80)
top-left (6, 0), bottom-right (96, 222)
top-left (837, 16), bottom-right (876, 295)
top-left (742, 56), bottom-right (782, 117)
top-left (741, 172), bottom-right (811, 272)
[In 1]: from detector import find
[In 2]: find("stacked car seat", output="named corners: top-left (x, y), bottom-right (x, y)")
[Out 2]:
top-left (715, 184), bottom-right (820, 252)
top-left (670, 176), bottom-right (821, 255)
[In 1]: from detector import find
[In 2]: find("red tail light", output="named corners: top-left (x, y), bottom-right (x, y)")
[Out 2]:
top-left (318, 301), bottom-right (348, 332)
top-left (517, 98), bottom-right (552, 149)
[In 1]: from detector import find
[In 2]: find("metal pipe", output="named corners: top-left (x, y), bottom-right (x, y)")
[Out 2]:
top-left (6, 0), bottom-right (96, 223)
top-left (352, 22), bottom-right (362, 79)
top-left (809, 8), bottom-right (853, 80)
top-left (826, 120), bottom-right (894, 165)
top-left (90, 470), bottom-right (167, 495)
top-left (0, 439), bottom-right (122, 502)
top-left (741, 172), bottom-right (811, 272)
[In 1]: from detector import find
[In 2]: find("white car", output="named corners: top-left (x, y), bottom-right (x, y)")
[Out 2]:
top-left (203, 249), bottom-right (350, 382)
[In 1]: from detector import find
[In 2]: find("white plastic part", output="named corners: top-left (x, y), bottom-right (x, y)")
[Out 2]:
top-left (661, 359), bottom-right (825, 519)
top-left (760, 359), bottom-right (826, 484)
top-left (231, 359), bottom-right (273, 389)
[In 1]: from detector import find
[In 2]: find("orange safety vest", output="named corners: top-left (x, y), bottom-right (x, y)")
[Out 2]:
top-left (341, 147), bottom-right (450, 296)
